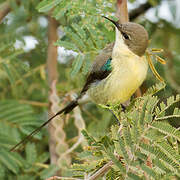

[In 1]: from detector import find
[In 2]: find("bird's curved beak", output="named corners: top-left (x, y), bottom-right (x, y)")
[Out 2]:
top-left (102, 16), bottom-right (122, 30)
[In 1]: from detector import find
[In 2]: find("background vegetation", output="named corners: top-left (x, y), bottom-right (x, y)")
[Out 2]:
top-left (0, 0), bottom-right (179, 179)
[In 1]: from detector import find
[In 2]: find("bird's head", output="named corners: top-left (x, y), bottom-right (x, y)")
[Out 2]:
top-left (103, 16), bottom-right (149, 57)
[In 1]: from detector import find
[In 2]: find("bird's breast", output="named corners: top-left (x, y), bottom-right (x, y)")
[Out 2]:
top-left (88, 53), bottom-right (148, 105)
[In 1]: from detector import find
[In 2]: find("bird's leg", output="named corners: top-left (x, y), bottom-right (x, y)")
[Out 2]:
top-left (109, 109), bottom-right (120, 125)
top-left (121, 104), bottom-right (126, 112)
top-left (100, 104), bottom-right (125, 125)
top-left (109, 103), bottom-right (127, 125)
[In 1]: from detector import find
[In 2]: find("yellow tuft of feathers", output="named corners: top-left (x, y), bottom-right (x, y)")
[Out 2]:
top-left (146, 48), bottom-right (166, 82)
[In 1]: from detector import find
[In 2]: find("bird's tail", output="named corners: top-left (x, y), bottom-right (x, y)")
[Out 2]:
top-left (10, 100), bottom-right (78, 152)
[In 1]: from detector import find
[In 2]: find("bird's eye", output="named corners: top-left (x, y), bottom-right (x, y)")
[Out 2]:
top-left (122, 32), bottom-right (129, 40)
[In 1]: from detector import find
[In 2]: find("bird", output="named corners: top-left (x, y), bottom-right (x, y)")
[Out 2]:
top-left (10, 16), bottom-right (149, 152)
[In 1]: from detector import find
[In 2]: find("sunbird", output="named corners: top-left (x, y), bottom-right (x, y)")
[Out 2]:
top-left (10, 16), bottom-right (149, 151)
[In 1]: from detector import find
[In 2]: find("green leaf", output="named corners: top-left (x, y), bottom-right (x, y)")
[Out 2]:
top-left (10, 152), bottom-right (26, 167)
top-left (55, 40), bottom-right (79, 52)
top-left (156, 141), bottom-right (180, 165)
top-left (156, 94), bottom-right (180, 117)
top-left (67, 30), bottom-right (85, 51)
top-left (153, 158), bottom-right (170, 174)
top-left (118, 135), bottom-right (130, 164)
top-left (140, 164), bottom-right (158, 178)
top-left (0, 163), bottom-right (5, 178)
top-left (19, 126), bottom-right (42, 140)
top-left (135, 151), bottom-right (148, 161)
top-left (70, 54), bottom-right (84, 77)
top-left (53, 2), bottom-right (72, 19)
top-left (37, 0), bottom-right (62, 12)
top-left (123, 128), bottom-right (134, 155)
top-left (82, 53), bottom-right (91, 75)
top-left (107, 151), bottom-right (126, 174)
top-left (139, 96), bottom-right (148, 130)
top-left (81, 130), bottom-right (97, 146)
top-left (150, 122), bottom-right (180, 142)
top-left (17, 175), bottom-right (35, 180)
top-left (40, 164), bottom-right (59, 179)
top-left (127, 172), bottom-right (141, 180)
top-left (86, 24), bottom-right (102, 49)
top-left (25, 143), bottom-right (37, 164)
top-left (0, 149), bottom-right (19, 174)
top-left (111, 125), bottom-right (123, 156)
top-left (5, 49), bottom-right (24, 60)
top-left (139, 143), bottom-right (179, 172)
top-left (131, 111), bottom-right (140, 144)
top-left (145, 82), bottom-right (165, 95)
top-left (72, 23), bottom-right (86, 40)
top-left (36, 152), bottom-right (50, 163)
top-left (0, 133), bottom-right (16, 148)
top-left (2, 63), bottom-right (15, 85)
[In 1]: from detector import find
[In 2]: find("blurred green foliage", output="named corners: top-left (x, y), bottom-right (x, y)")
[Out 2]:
top-left (77, 85), bottom-right (180, 179)
top-left (0, 0), bottom-right (179, 179)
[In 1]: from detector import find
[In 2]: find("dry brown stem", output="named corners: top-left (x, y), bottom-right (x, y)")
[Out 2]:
top-left (47, 16), bottom-right (59, 165)
top-left (116, 0), bottom-right (129, 23)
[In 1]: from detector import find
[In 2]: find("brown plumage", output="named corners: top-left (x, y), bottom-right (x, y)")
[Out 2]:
top-left (81, 43), bottom-right (114, 94)
top-left (120, 22), bottom-right (148, 56)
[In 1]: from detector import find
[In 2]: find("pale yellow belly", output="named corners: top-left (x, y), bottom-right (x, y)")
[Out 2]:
top-left (87, 56), bottom-right (148, 105)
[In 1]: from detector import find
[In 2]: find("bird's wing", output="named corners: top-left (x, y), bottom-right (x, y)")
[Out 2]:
top-left (10, 43), bottom-right (114, 152)
top-left (80, 43), bottom-right (114, 94)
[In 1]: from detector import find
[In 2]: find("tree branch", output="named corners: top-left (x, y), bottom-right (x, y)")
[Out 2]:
top-left (129, 2), bottom-right (152, 21)
top-left (116, 0), bottom-right (129, 23)
top-left (0, 2), bottom-right (11, 23)
top-left (47, 16), bottom-right (59, 165)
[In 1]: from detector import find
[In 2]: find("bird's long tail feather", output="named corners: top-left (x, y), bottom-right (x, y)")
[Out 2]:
top-left (10, 100), bottom-right (78, 152)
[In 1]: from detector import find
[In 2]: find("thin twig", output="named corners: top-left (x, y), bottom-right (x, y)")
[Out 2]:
top-left (88, 161), bottom-right (114, 180)
top-left (46, 176), bottom-right (81, 180)
top-left (129, 2), bottom-right (152, 21)
top-left (19, 100), bottom-right (48, 107)
top-left (155, 115), bottom-right (180, 120)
